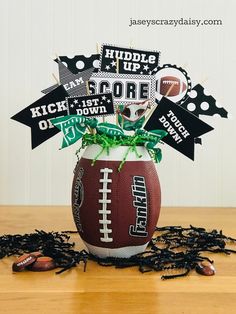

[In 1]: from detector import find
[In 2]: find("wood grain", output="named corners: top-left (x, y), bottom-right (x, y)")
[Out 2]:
top-left (1, 206), bottom-right (236, 314)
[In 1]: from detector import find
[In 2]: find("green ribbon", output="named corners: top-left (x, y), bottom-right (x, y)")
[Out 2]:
top-left (96, 122), bottom-right (125, 137)
top-left (51, 115), bottom-right (87, 148)
top-left (78, 126), bottom-right (167, 170)
top-left (135, 129), bottom-right (168, 163)
top-left (51, 115), bottom-right (98, 149)
top-left (51, 114), bottom-right (167, 167)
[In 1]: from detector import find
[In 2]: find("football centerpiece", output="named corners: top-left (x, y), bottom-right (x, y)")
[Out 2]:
top-left (11, 43), bottom-right (228, 260)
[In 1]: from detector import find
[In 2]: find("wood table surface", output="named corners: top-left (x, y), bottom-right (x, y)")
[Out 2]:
top-left (0, 206), bottom-right (236, 314)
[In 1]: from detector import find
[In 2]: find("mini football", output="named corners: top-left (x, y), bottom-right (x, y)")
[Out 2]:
top-left (157, 76), bottom-right (187, 97)
top-left (72, 145), bottom-right (161, 258)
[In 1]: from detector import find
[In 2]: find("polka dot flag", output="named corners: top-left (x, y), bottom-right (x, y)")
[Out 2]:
top-left (55, 54), bottom-right (100, 74)
top-left (180, 84), bottom-right (228, 118)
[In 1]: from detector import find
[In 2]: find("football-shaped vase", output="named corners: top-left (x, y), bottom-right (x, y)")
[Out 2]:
top-left (72, 144), bottom-right (161, 258)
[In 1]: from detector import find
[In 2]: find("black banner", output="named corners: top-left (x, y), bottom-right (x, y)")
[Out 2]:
top-left (11, 86), bottom-right (69, 149)
top-left (144, 97), bottom-right (214, 160)
top-left (67, 93), bottom-right (114, 117)
top-left (100, 44), bottom-right (160, 75)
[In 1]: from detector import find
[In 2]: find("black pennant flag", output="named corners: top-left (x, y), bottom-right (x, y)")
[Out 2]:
top-left (41, 83), bottom-right (59, 94)
top-left (11, 86), bottom-right (68, 149)
top-left (144, 97), bottom-right (214, 160)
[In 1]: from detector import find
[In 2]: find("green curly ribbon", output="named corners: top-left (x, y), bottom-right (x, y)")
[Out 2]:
top-left (52, 114), bottom-right (167, 168)
top-left (77, 126), bottom-right (167, 171)
top-left (135, 129), bottom-right (168, 163)
top-left (96, 122), bottom-right (125, 137)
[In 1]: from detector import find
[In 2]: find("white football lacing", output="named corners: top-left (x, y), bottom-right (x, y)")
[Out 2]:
top-left (99, 168), bottom-right (113, 242)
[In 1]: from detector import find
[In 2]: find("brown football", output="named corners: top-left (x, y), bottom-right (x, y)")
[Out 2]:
top-left (27, 256), bottom-right (56, 271)
top-left (157, 76), bottom-right (187, 97)
top-left (72, 145), bottom-right (161, 258)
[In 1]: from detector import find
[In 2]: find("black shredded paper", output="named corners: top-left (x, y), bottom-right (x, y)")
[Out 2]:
top-left (1, 226), bottom-right (236, 279)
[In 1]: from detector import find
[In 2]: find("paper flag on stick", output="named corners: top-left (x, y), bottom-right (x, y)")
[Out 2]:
top-left (42, 62), bottom-right (94, 96)
top-left (155, 64), bottom-right (191, 104)
top-left (67, 93), bottom-right (114, 117)
top-left (41, 83), bottom-right (59, 94)
top-left (51, 115), bottom-right (87, 148)
top-left (100, 44), bottom-right (160, 75)
top-left (11, 86), bottom-right (69, 149)
top-left (58, 61), bottom-right (94, 96)
top-left (180, 84), bottom-right (228, 118)
top-left (55, 54), bottom-right (100, 74)
top-left (144, 97), bottom-right (214, 160)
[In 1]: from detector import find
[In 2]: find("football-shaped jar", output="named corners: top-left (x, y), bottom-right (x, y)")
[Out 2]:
top-left (72, 144), bottom-right (161, 258)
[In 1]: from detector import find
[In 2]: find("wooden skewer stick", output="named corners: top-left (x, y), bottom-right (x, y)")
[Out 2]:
top-left (116, 107), bottom-right (119, 126)
top-left (115, 58), bottom-right (120, 126)
top-left (200, 77), bottom-right (208, 85)
top-left (121, 115), bottom-right (124, 129)
top-left (96, 43), bottom-right (105, 123)
top-left (52, 53), bottom-right (61, 84)
top-left (85, 81), bottom-right (94, 134)
top-left (55, 53), bottom-right (61, 62)
top-left (143, 82), bottom-right (176, 127)
top-left (86, 81), bottom-right (90, 96)
top-left (116, 58), bottom-right (119, 74)
top-left (50, 53), bottom-right (61, 62)
top-left (96, 43), bottom-right (100, 54)
top-left (52, 73), bottom-right (60, 84)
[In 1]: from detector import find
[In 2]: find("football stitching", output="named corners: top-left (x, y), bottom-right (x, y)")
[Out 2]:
top-left (162, 80), bottom-right (179, 85)
top-left (99, 168), bottom-right (113, 242)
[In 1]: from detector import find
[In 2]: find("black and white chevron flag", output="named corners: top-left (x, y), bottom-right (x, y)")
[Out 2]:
top-left (41, 61), bottom-right (94, 97)
top-left (41, 83), bottom-right (59, 94)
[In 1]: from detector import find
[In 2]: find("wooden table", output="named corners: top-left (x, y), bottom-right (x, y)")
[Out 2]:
top-left (0, 206), bottom-right (236, 314)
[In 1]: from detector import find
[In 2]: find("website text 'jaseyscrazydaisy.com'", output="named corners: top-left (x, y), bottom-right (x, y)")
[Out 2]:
top-left (129, 18), bottom-right (223, 27)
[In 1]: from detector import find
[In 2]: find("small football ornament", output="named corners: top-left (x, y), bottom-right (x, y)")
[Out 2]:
top-left (157, 76), bottom-right (187, 97)
top-left (155, 64), bottom-right (191, 104)
top-left (72, 145), bottom-right (161, 258)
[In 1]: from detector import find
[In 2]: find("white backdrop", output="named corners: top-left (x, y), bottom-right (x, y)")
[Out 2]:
top-left (0, 0), bottom-right (235, 207)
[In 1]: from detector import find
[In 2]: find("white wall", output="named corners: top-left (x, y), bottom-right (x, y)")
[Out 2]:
top-left (0, 0), bottom-right (235, 207)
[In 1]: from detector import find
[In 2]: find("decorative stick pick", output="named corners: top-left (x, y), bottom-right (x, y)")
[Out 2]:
top-left (52, 73), bottom-right (60, 84)
top-left (96, 43), bottom-right (100, 54)
top-left (116, 57), bottom-right (119, 74)
top-left (115, 58), bottom-right (120, 126)
top-left (85, 81), bottom-right (94, 134)
top-left (143, 82), bottom-right (176, 127)
top-left (97, 43), bottom-right (105, 123)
